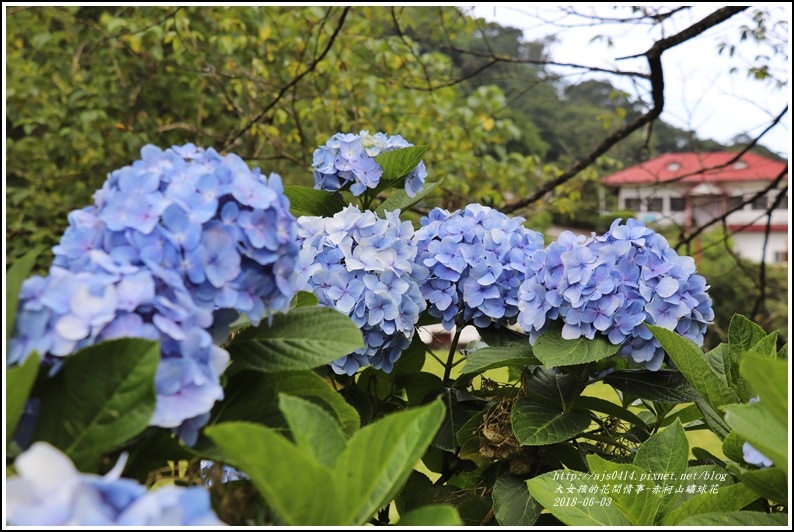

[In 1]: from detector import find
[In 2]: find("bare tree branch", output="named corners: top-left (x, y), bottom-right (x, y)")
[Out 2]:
top-left (750, 187), bottom-right (786, 318)
top-left (559, 6), bottom-right (691, 26)
top-left (500, 6), bottom-right (749, 214)
top-left (428, 43), bottom-right (650, 79)
top-left (618, 7), bottom-right (747, 60)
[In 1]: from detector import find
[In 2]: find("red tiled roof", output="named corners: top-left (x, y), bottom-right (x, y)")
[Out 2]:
top-left (726, 224), bottom-right (789, 233)
top-left (602, 152), bottom-right (788, 186)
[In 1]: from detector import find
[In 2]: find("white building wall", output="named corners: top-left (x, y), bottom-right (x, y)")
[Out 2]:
top-left (613, 181), bottom-right (789, 263)
top-left (731, 231), bottom-right (789, 264)
top-left (616, 184), bottom-right (688, 226)
top-left (722, 182), bottom-right (788, 227)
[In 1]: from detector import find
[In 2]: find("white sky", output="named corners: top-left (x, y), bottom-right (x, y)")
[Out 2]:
top-left (466, 4), bottom-right (791, 158)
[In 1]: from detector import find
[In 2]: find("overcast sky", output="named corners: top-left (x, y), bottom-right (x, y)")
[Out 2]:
top-left (466, 5), bottom-right (790, 157)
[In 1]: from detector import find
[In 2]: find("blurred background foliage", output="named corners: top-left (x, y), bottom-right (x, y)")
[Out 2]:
top-left (4, 5), bottom-right (787, 346)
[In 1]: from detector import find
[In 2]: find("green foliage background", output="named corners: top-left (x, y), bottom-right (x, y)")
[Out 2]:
top-left (6, 7), bottom-right (542, 267)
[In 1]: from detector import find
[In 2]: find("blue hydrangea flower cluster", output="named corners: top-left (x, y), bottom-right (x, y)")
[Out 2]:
top-left (312, 130), bottom-right (428, 197)
top-left (9, 144), bottom-right (301, 443)
top-left (414, 204), bottom-right (545, 330)
top-left (6, 442), bottom-right (225, 526)
top-left (517, 219), bottom-right (713, 370)
top-left (296, 206), bottom-right (427, 375)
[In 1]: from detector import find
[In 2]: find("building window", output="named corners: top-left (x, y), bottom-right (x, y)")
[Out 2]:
top-left (728, 195), bottom-right (745, 211)
top-left (669, 197), bottom-right (686, 212)
top-left (647, 197), bottom-right (663, 212)
top-left (666, 162), bottom-right (681, 171)
top-left (773, 250), bottom-right (788, 263)
top-left (732, 160), bottom-right (749, 170)
top-left (751, 195), bottom-right (768, 210)
top-left (624, 197), bottom-right (641, 211)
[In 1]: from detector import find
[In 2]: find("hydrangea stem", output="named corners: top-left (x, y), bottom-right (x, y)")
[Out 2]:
top-left (360, 190), bottom-right (373, 211)
top-left (442, 327), bottom-right (463, 385)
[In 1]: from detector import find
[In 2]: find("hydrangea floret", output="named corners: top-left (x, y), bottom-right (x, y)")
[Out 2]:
top-left (9, 144), bottom-right (301, 443)
top-left (6, 442), bottom-right (225, 526)
top-left (742, 396), bottom-right (774, 468)
top-left (742, 442), bottom-right (773, 468)
top-left (312, 130), bottom-right (428, 198)
top-left (414, 204), bottom-right (545, 330)
top-left (517, 219), bottom-right (714, 370)
top-left (296, 205), bottom-right (427, 375)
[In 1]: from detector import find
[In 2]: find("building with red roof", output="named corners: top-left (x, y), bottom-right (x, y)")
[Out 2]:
top-left (601, 152), bottom-right (789, 263)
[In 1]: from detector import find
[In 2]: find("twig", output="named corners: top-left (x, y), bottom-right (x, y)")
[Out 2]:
top-left (91, 7), bottom-right (182, 48)
top-left (559, 6), bottom-right (691, 26)
top-left (752, 187), bottom-right (787, 317)
top-left (675, 170), bottom-right (787, 249)
top-left (430, 44), bottom-right (649, 79)
top-left (638, 106), bottom-right (788, 190)
top-left (391, 7), bottom-right (435, 91)
top-left (406, 58), bottom-right (500, 91)
top-left (155, 122), bottom-right (224, 140)
top-left (221, 7), bottom-right (350, 151)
